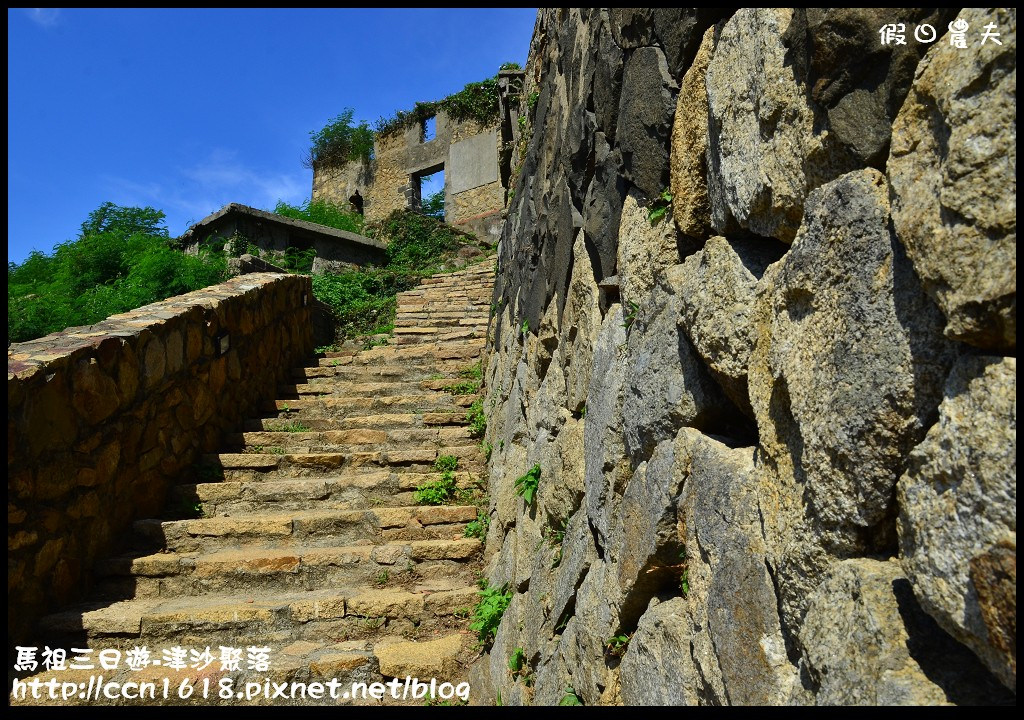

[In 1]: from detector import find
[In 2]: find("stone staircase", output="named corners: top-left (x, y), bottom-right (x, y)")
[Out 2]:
top-left (16, 260), bottom-right (496, 706)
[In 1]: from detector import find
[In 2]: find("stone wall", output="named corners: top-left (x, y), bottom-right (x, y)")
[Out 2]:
top-left (7, 273), bottom-right (313, 643)
top-left (311, 157), bottom-right (372, 212)
top-left (475, 8), bottom-right (1015, 705)
top-left (313, 103), bottom-right (512, 246)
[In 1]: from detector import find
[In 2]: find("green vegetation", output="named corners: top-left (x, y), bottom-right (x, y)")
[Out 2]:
top-left (377, 66), bottom-right (518, 138)
top-left (274, 420), bottom-right (311, 433)
top-left (414, 455), bottom-right (460, 505)
top-left (559, 687), bottom-right (583, 706)
top-left (464, 509), bottom-right (490, 541)
top-left (679, 548), bottom-right (690, 597)
top-left (445, 379), bottom-right (480, 395)
top-left (514, 464), bottom-right (541, 506)
top-left (647, 188), bottom-right (673, 225)
top-left (500, 62), bottom-right (522, 71)
top-left (508, 647), bottom-right (533, 686)
top-left (303, 108), bottom-right (375, 168)
top-left (544, 518), bottom-right (566, 568)
top-left (375, 570), bottom-right (389, 587)
top-left (421, 189), bottom-right (445, 220)
top-left (624, 300), bottom-right (640, 330)
top-left (606, 633), bottom-right (631, 658)
top-left (466, 398), bottom-right (487, 438)
top-left (274, 198), bottom-right (365, 235)
top-left (9, 202), bottom-right (228, 344)
top-left (285, 205), bottom-right (482, 342)
top-left (459, 361), bottom-right (483, 381)
top-left (469, 582), bottom-right (512, 646)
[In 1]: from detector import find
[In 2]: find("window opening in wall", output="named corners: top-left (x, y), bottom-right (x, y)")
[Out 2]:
top-left (415, 167), bottom-right (445, 220)
top-left (422, 115), bottom-right (437, 143)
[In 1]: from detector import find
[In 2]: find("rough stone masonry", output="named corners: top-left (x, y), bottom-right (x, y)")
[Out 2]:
top-left (473, 7), bottom-right (1015, 705)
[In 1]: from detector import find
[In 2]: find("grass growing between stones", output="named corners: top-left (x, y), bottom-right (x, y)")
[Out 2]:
top-left (414, 455), bottom-right (460, 505)
top-left (466, 398), bottom-right (487, 438)
top-left (464, 509), bottom-right (490, 541)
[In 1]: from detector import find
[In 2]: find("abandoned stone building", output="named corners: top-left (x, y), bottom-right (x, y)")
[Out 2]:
top-left (178, 202), bottom-right (386, 274)
top-left (312, 67), bottom-right (525, 245)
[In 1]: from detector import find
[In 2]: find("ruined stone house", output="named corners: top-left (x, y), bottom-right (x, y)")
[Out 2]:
top-left (312, 68), bottom-right (525, 245)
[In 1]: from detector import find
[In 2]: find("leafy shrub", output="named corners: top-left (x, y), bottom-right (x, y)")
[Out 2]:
top-left (274, 198), bottom-right (365, 235)
top-left (304, 108), bottom-right (374, 168)
top-left (514, 464), bottom-right (541, 506)
top-left (469, 582), bottom-right (512, 646)
top-left (376, 73), bottom-right (504, 139)
top-left (373, 209), bottom-right (466, 270)
top-left (311, 269), bottom-right (415, 338)
top-left (9, 203), bottom-right (227, 344)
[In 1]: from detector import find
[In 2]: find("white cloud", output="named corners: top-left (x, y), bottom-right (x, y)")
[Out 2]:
top-left (25, 8), bottom-right (60, 28)
top-left (181, 149), bottom-right (307, 208)
top-left (101, 148), bottom-right (309, 232)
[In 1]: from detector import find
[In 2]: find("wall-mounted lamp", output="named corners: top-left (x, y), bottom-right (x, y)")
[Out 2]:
top-left (217, 333), bottom-right (231, 356)
top-left (302, 293), bottom-right (309, 307)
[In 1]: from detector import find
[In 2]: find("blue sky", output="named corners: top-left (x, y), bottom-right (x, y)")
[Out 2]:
top-left (7, 8), bottom-right (537, 264)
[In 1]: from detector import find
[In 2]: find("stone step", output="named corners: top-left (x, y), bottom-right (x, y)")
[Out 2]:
top-left (394, 331), bottom-right (486, 346)
top-left (227, 427), bottom-right (473, 449)
top-left (276, 379), bottom-right (478, 397)
top-left (205, 446), bottom-right (485, 481)
top-left (394, 310), bottom-right (490, 320)
top-left (38, 583), bottom-right (480, 647)
top-left (262, 395), bottom-right (477, 419)
top-left (297, 361), bottom-right (471, 379)
top-left (250, 410), bottom-right (475, 433)
top-left (135, 505), bottom-right (478, 553)
top-left (276, 383), bottom-right (445, 398)
top-left (278, 376), bottom-right (474, 393)
top-left (239, 422), bottom-right (473, 442)
top-left (93, 539), bottom-right (483, 599)
top-left (172, 471), bottom-right (481, 515)
top-left (327, 341), bottom-right (485, 363)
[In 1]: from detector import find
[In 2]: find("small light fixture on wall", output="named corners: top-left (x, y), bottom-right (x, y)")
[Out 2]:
top-left (302, 293), bottom-right (309, 307)
top-left (217, 333), bottom-right (231, 356)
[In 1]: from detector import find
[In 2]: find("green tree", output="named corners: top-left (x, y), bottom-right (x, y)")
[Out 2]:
top-left (304, 109), bottom-right (375, 168)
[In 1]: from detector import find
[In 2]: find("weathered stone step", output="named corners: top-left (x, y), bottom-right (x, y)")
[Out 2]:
top-left (174, 470), bottom-right (480, 515)
top-left (394, 331), bottom-right (485, 346)
top-left (329, 341), bottom-right (485, 363)
top-left (238, 423), bottom-right (473, 443)
top-left (303, 358), bottom-right (473, 375)
top-left (276, 382), bottom-right (454, 398)
top-left (262, 395), bottom-right (477, 419)
top-left (135, 505), bottom-right (478, 553)
top-left (394, 310), bottom-right (489, 320)
top-left (38, 585), bottom-right (482, 653)
top-left (249, 410), bottom-right (474, 433)
top-left (94, 539), bottom-right (483, 599)
top-left (206, 446), bottom-right (485, 481)
top-left (278, 377), bottom-right (476, 396)
top-left (228, 427), bottom-right (473, 449)
top-left (261, 393), bottom-right (475, 417)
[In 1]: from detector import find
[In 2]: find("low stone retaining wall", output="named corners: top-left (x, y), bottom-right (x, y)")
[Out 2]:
top-left (7, 273), bottom-right (313, 642)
